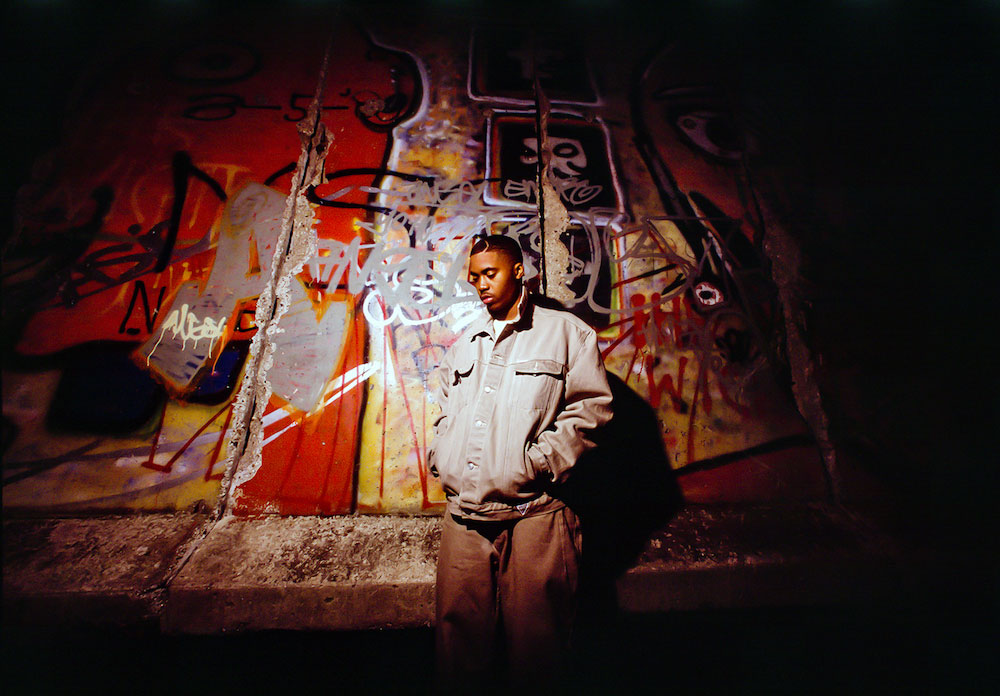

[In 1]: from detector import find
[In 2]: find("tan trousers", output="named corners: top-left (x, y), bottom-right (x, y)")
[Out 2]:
top-left (435, 507), bottom-right (582, 686)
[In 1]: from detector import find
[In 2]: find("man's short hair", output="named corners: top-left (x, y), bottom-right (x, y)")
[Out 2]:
top-left (470, 234), bottom-right (523, 265)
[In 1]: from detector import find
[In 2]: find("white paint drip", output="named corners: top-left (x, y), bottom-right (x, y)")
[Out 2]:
top-left (145, 303), bottom-right (225, 365)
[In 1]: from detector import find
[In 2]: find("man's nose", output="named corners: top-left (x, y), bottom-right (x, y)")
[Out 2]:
top-left (476, 277), bottom-right (488, 291)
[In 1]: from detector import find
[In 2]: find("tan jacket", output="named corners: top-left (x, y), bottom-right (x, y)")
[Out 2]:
top-left (428, 296), bottom-right (613, 520)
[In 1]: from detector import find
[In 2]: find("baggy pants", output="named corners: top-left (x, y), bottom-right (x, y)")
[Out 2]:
top-left (435, 506), bottom-right (582, 686)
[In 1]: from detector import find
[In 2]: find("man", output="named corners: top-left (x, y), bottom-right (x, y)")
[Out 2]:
top-left (428, 234), bottom-right (613, 684)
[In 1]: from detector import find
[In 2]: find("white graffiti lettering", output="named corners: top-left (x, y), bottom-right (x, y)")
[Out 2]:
top-left (502, 176), bottom-right (604, 206)
top-left (146, 303), bottom-right (225, 362)
top-left (311, 175), bottom-right (627, 327)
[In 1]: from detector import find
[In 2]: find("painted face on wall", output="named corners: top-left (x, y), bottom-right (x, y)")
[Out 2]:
top-left (468, 249), bottom-right (524, 321)
top-left (519, 136), bottom-right (588, 179)
top-left (637, 45), bottom-right (756, 235)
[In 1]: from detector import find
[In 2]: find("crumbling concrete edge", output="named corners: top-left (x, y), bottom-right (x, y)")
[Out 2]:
top-left (534, 81), bottom-right (575, 305)
top-left (137, 33), bottom-right (337, 600)
top-left (164, 581), bottom-right (436, 633)
top-left (217, 36), bottom-right (333, 515)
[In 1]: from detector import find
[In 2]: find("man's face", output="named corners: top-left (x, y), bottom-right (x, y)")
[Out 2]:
top-left (468, 249), bottom-right (523, 321)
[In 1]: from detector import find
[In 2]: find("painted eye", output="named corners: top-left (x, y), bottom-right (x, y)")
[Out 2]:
top-left (552, 141), bottom-right (580, 159)
top-left (676, 111), bottom-right (744, 161)
top-left (693, 281), bottom-right (724, 307)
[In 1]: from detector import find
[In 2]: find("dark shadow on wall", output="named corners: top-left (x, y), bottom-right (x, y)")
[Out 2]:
top-left (552, 372), bottom-right (681, 676)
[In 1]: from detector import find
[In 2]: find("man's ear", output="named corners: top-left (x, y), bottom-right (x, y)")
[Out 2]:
top-left (514, 262), bottom-right (524, 280)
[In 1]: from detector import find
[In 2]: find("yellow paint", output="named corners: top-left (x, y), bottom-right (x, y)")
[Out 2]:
top-left (2, 397), bottom-right (226, 512)
top-left (357, 324), bottom-right (446, 513)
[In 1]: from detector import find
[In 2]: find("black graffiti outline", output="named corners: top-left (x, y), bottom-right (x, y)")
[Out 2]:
top-left (118, 280), bottom-right (167, 336)
top-left (349, 48), bottom-right (422, 134)
top-left (166, 41), bottom-right (261, 86)
top-left (183, 92), bottom-right (282, 121)
top-left (264, 162), bottom-right (297, 187)
top-left (4, 185), bottom-right (113, 316)
top-left (283, 92), bottom-right (350, 122)
top-left (159, 151), bottom-right (228, 271)
top-left (51, 152), bottom-right (225, 307)
top-left (307, 167), bottom-right (502, 249)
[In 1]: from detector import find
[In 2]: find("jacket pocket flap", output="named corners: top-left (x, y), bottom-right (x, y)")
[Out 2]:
top-left (512, 359), bottom-right (565, 377)
top-left (452, 359), bottom-right (475, 385)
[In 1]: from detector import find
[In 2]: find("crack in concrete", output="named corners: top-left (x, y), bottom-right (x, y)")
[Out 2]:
top-left (216, 37), bottom-right (334, 517)
top-left (144, 32), bottom-right (337, 593)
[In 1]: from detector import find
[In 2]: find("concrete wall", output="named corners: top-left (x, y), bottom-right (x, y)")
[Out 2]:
top-left (3, 3), bottom-right (911, 516)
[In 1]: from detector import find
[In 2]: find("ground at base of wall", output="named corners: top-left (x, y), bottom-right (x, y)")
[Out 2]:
top-left (4, 602), bottom-right (997, 695)
top-left (4, 501), bottom-right (994, 636)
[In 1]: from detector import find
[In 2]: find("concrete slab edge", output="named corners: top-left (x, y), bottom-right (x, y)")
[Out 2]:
top-left (4, 505), bottom-right (938, 633)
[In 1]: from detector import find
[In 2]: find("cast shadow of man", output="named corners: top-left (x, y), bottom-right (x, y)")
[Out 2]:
top-left (550, 371), bottom-right (681, 679)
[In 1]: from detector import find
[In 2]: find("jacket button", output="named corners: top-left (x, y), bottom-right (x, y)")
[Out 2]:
top-left (484, 386), bottom-right (493, 393)
top-left (475, 419), bottom-right (484, 427)
top-left (467, 462), bottom-right (476, 470)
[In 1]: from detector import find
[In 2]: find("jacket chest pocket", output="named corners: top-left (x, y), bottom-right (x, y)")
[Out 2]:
top-left (511, 359), bottom-right (565, 411)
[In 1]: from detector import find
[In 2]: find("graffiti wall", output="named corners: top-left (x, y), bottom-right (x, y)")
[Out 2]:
top-left (2, 9), bottom-right (826, 514)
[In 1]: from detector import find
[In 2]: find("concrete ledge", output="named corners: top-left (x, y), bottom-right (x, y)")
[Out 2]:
top-left (163, 515), bottom-right (439, 633)
top-left (617, 504), bottom-right (902, 612)
top-left (619, 555), bottom-right (899, 613)
top-left (3, 513), bottom-right (207, 626)
top-left (4, 503), bottom-right (948, 634)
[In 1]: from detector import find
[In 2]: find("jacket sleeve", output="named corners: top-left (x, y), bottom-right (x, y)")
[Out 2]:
top-left (426, 344), bottom-right (454, 478)
top-left (526, 327), bottom-right (613, 484)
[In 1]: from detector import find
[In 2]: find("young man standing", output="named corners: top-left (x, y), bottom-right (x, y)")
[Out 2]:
top-left (429, 234), bottom-right (613, 684)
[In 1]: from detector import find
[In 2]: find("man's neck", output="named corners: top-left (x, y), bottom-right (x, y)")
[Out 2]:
top-left (489, 286), bottom-right (526, 322)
